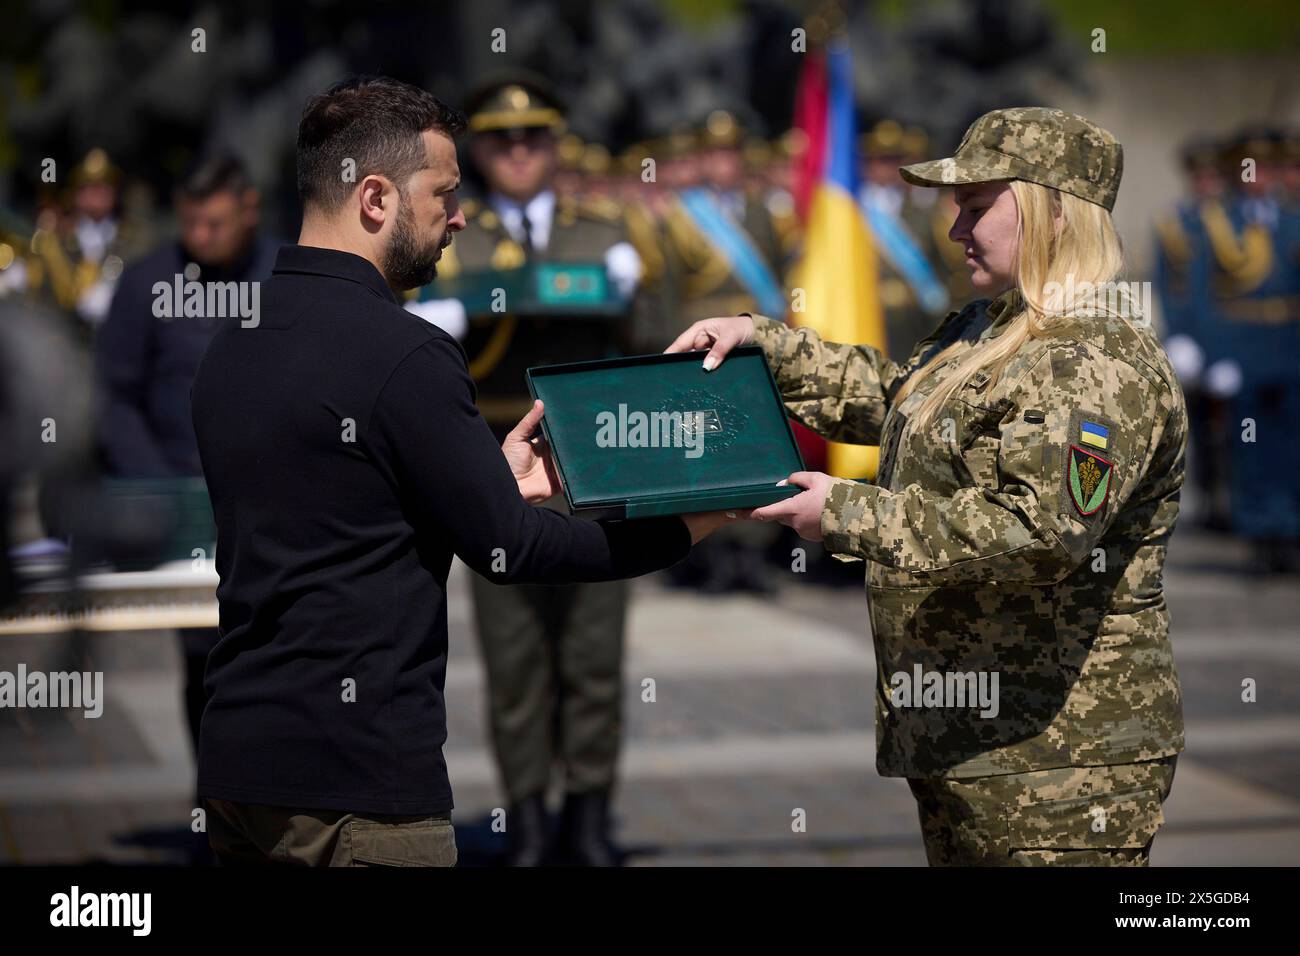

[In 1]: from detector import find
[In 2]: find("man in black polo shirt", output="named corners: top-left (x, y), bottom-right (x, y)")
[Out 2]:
top-left (191, 76), bottom-right (726, 866)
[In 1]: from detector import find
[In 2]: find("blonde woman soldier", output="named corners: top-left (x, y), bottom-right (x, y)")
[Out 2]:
top-left (667, 108), bottom-right (1188, 866)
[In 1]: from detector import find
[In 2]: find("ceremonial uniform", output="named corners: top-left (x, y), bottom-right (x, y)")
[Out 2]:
top-left (663, 186), bottom-right (785, 325)
top-left (661, 111), bottom-right (788, 592)
top-left (661, 112), bottom-right (787, 330)
top-left (0, 209), bottom-right (31, 300)
top-left (27, 150), bottom-right (150, 336)
top-left (1153, 142), bottom-right (1230, 528)
top-left (1154, 182), bottom-right (1215, 348)
top-left (1198, 161), bottom-right (1300, 554)
top-left (752, 108), bottom-right (1187, 866)
top-left (859, 122), bottom-right (952, 362)
top-left (621, 191), bottom-right (674, 354)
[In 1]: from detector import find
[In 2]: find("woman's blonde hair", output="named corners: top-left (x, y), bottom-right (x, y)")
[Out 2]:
top-left (892, 179), bottom-right (1127, 428)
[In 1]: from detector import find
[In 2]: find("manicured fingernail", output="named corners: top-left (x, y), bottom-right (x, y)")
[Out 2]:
top-left (702, 356), bottom-right (716, 372)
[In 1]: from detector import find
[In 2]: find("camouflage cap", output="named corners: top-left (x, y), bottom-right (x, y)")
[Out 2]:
top-left (899, 107), bottom-right (1124, 211)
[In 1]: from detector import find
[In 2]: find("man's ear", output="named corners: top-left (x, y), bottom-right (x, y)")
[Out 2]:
top-left (358, 174), bottom-right (391, 227)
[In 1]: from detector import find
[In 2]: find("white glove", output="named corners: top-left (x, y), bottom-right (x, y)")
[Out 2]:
top-left (1164, 334), bottom-right (1204, 385)
top-left (603, 241), bottom-right (643, 301)
top-left (0, 259), bottom-right (28, 298)
top-left (405, 298), bottom-right (468, 340)
top-left (1205, 359), bottom-right (1243, 398)
top-left (77, 278), bottom-right (117, 326)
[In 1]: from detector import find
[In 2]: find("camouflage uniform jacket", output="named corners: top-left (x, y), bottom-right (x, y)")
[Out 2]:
top-left (751, 290), bottom-right (1187, 778)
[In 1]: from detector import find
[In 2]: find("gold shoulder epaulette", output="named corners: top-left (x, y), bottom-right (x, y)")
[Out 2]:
top-left (1201, 200), bottom-right (1273, 293)
top-left (1155, 215), bottom-right (1191, 263)
top-left (575, 196), bottom-right (623, 222)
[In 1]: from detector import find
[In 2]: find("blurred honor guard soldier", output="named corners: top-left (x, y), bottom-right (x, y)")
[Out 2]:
top-left (1198, 128), bottom-right (1300, 570)
top-left (96, 152), bottom-right (276, 773)
top-left (0, 207), bottom-right (34, 301)
top-left (618, 144), bottom-right (674, 354)
top-left (28, 149), bottom-right (150, 335)
top-left (663, 110), bottom-right (787, 330)
top-left (1154, 137), bottom-right (1229, 529)
top-left (660, 110), bottom-right (789, 593)
top-left (674, 109), bottom-right (1187, 865)
top-left (754, 132), bottom-right (801, 265)
top-left (421, 74), bottom-right (644, 866)
top-left (858, 121), bottom-right (952, 361)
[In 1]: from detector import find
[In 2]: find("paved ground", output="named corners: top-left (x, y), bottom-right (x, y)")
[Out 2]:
top-left (1, 527), bottom-right (1298, 866)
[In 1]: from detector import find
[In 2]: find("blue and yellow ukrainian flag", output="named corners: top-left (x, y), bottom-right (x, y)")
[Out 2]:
top-left (790, 41), bottom-right (886, 479)
top-left (1080, 421), bottom-right (1110, 450)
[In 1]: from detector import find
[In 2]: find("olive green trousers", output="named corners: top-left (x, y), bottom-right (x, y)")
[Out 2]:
top-left (204, 798), bottom-right (457, 867)
top-left (470, 574), bottom-right (629, 803)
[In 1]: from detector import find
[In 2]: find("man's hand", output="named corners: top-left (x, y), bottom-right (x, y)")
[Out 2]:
top-left (504, 400), bottom-right (562, 504)
top-left (748, 472), bottom-right (835, 542)
top-left (664, 315), bottom-right (757, 371)
top-left (682, 509), bottom-right (749, 544)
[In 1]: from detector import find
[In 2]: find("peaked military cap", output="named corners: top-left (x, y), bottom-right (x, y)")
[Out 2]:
top-left (465, 72), bottom-right (565, 134)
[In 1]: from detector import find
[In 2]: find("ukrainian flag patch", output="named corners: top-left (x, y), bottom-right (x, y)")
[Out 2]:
top-left (1080, 420), bottom-right (1109, 449)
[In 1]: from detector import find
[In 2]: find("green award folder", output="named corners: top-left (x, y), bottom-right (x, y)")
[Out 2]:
top-left (526, 346), bottom-right (805, 519)
top-left (417, 263), bottom-right (624, 317)
top-left (417, 262), bottom-right (630, 429)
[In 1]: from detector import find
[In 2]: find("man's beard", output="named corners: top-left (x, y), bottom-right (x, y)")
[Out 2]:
top-left (383, 198), bottom-right (442, 291)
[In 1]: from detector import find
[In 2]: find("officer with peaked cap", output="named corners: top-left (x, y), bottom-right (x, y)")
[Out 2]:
top-left (28, 148), bottom-right (150, 335)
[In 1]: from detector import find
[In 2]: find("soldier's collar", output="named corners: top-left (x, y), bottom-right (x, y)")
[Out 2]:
top-left (489, 188), bottom-right (554, 219)
top-left (984, 288), bottom-right (1023, 336)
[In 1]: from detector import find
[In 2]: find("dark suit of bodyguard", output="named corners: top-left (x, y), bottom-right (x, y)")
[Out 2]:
top-left (416, 76), bottom-right (642, 865)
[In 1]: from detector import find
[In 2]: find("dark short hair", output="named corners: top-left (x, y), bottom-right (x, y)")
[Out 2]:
top-left (177, 152), bottom-right (253, 200)
top-left (296, 75), bottom-right (466, 211)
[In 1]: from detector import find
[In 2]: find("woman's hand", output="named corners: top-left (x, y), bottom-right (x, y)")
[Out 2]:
top-left (749, 472), bottom-right (835, 542)
top-left (503, 400), bottom-right (563, 504)
top-left (664, 315), bottom-right (757, 371)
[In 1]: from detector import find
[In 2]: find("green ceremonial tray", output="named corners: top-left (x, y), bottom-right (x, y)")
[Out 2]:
top-left (526, 346), bottom-right (805, 519)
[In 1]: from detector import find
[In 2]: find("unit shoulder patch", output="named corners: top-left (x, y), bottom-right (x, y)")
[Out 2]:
top-left (1066, 444), bottom-right (1114, 516)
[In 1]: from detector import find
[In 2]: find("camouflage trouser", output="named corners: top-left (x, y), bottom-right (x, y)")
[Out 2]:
top-left (907, 756), bottom-right (1178, 867)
